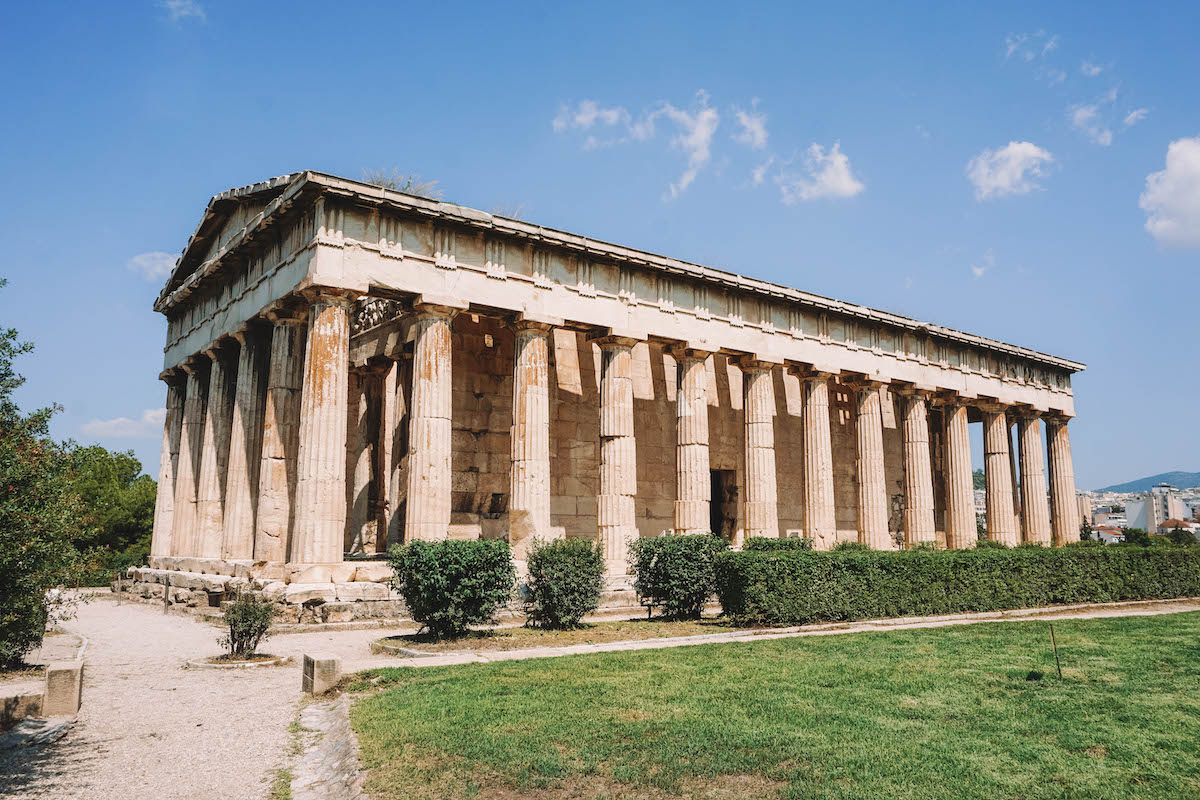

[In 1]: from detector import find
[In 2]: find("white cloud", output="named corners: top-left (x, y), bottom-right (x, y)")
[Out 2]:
top-left (776, 142), bottom-right (865, 203)
top-left (970, 249), bottom-right (996, 279)
top-left (751, 157), bottom-right (774, 186)
top-left (81, 408), bottom-right (166, 439)
top-left (1140, 136), bottom-right (1200, 248)
top-left (1004, 31), bottom-right (1058, 62)
top-left (661, 92), bottom-right (720, 199)
top-left (1081, 60), bottom-right (1103, 77)
top-left (161, 0), bottom-right (205, 23)
top-left (1123, 108), bottom-right (1149, 127)
top-left (1044, 69), bottom-right (1067, 86)
top-left (733, 107), bottom-right (768, 150)
top-left (552, 100), bottom-right (630, 133)
top-left (965, 141), bottom-right (1054, 201)
top-left (1070, 104), bottom-right (1113, 146)
top-left (127, 251), bottom-right (176, 281)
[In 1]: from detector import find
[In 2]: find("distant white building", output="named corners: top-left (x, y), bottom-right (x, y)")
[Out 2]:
top-left (1127, 483), bottom-right (1188, 532)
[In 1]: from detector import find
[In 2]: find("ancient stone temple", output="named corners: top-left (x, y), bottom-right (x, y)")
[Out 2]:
top-left (138, 171), bottom-right (1084, 618)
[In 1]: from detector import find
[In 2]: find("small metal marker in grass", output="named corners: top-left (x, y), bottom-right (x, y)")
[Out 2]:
top-left (1049, 623), bottom-right (1063, 679)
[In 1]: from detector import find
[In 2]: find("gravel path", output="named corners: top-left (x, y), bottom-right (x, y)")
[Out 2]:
top-left (0, 597), bottom-right (301, 799)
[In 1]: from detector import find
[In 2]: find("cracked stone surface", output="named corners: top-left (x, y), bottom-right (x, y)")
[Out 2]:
top-left (291, 697), bottom-right (367, 800)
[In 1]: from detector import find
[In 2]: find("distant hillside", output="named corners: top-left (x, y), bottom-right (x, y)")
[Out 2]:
top-left (1096, 472), bottom-right (1200, 493)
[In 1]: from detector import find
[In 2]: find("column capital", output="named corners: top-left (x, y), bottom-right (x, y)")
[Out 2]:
top-left (843, 376), bottom-right (887, 392)
top-left (201, 336), bottom-right (238, 361)
top-left (178, 355), bottom-right (210, 376)
top-left (975, 399), bottom-right (1011, 414)
top-left (1010, 404), bottom-right (1045, 420)
top-left (589, 330), bottom-right (645, 348)
top-left (731, 355), bottom-right (781, 373)
top-left (158, 366), bottom-right (187, 385)
top-left (265, 305), bottom-right (309, 325)
top-left (510, 311), bottom-right (562, 333)
top-left (664, 340), bottom-right (716, 361)
top-left (412, 293), bottom-right (469, 319)
top-left (929, 390), bottom-right (968, 408)
top-left (1044, 411), bottom-right (1075, 424)
top-left (298, 285), bottom-right (363, 307)
top-left (788, 363), bottom-right (839, 381)
top-left (891, 382), bottom-right (936, 397)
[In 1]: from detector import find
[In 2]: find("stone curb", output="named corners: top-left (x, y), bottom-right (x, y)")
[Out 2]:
top-left (183, 655), bottom-right (292, 670)
top-left (361, 597), bottom-right (1200, 669)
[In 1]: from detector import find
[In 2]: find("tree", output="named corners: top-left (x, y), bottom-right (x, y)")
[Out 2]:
top-left (70, 445), bottom-right (156, 560)
top-left (0, 280), bottom-right (83, 666)
top-left (972, 469), bottom-right (985, 491)
top-left (1167, 525), bottom-right (1196, 546)
top-left (1080, 520), bottom-right (1094, 541)
top-left (1121, 527), bottom-right (1152, 546)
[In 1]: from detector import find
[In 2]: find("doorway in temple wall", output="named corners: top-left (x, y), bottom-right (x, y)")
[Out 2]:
top-left (710, 470), bottom-right (738, 539)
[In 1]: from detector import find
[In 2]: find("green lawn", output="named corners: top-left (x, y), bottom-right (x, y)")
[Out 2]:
top-left (350, 612), bottom-right (1200, 799)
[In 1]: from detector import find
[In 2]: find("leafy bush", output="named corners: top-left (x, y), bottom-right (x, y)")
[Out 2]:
top-left (975, 539), bottom-right (1010, 549)
top-left (388, 539), bottom-right (515, 639)
top-left (1167, 526), bottom-right (1196, 546)
top-left (746, 537), bottom-right (814, 552)
top-left (219, 591), bottom-right (276, 657)
top-left (714, 546), bottom-right (1200, 627)
top-left (1122, 528), bottom-right (1152, 546)
top-left (628, 534), bottom-right (729, 619)
top-left (831, 540), bottom-right (872, 552)
top-left (524, 537), bottom-right (605, 629)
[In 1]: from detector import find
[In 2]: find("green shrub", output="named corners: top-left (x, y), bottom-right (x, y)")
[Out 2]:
top-left (975, 539), bottom-right (1010, 549)
top-left (831, 540), bottom-right (872, 552)
top-left (219, 591), bottom-right (276, 657)
top-left (628, 534), bottom-right (729, 619)
top-left (1167, 526), bottom-right (1196, 546)
top-left (714, 546), bottom-right (1200, 626)
top-left (745, 537), bottom-right (814, 552)
top-left (524, 537), bottom-right (605, 629)
top-left (388, 539), bottom-right (515, 639)
top-left (1122, 528), bottom-right (1152, 546)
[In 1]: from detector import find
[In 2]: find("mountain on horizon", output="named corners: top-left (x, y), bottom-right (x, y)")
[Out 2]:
top-left (1096, 471), bottom-right (1200, 493)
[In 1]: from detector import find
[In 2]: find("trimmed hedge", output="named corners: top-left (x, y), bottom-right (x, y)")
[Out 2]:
top-left (388, 539), bottom-right (515, 639)
top-left (524, 537), bottom-right (605, 629)
top-left (714, 546), bottom-right (1200, 626)
top-left (745, 537), bottom-right (814, 552)
top-left (629, 534), bottom-right (729, 619)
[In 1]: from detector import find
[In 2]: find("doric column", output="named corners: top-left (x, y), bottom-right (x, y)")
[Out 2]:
top-left (150, 373), bottom-right (186, 558)
top-left (797, 370), bottom-right (836, 549)
top-left (222, 324), bottom-right (269, 560)
top-left (740, 360), bottom-right (779, 543)
top-left (1046, 415), bottom-right (1081, 547)
top-left (596, 336), bottom-right (639, 574)
top-left (672, 347), bottom-right (713, 535)
top-left (897, 388), bottom-right (936, 546)
top-left (1007, 417), bottom-right (1022, 527)
top-left (509, 317), bottom-right (558, 563)
top-left (254, 309), bottom-right (307, 562)
top-left (194, 342), bottom-right (237, 560)
top-left (171, 359), bottom-right (208, 557)
top-left (345, 367), bottom-right (373, 554)
top-left (1017, 410), bottom-right (1052, 545)
top-left (851, 380), bottom-right (890, 549)
top-left (293, 290), bottom-right (355, 566)
top-left (981, 402), bottom-right (1019, 546)
top-left (942, 400), bottom-right (975, 549)
top-left (404, 301), bottom-right (461, 542)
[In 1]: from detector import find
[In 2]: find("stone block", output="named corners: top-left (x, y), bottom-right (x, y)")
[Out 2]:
top-left (275, 604), bottom-right (301, 624)
top-left (334, 583), bottom-right (364, 603)
top-left (320, 604), bottom-right (354, 623)
top-left (353, 562), bottom-right (393, 583)
top-left (359, 582), bottom-right (390, 600)
top-left (330, 563), bottom-right (356, 583)
top-left (284, 584), bottom-right (335, 605)
top-left (170, 587), bottom-right (190, 603)
top-left (261, 581), bottom-right (287, 603)
top-left (289, 564), bottom-right (333, 584)
top-left (256, 563), bottom-right (289, 582)
top-left (43, 662), bottom-right (83, 716)
top-left (302, 654), bottom-right (341, 695)
top-left (200, 575), bottom-right (230, 593)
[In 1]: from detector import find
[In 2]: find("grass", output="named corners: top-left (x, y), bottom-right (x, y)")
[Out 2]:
top-left (350, 611), bottom-right (1200, 799)
top-left (377, 617), bottom-right (736, 653)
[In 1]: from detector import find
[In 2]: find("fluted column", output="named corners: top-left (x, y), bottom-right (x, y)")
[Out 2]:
top-left (509, 319), bottom-right (556, 563)
top-left (346, 368), bottom-right (373, 554)
top-left (171, 360), bottom-right (208, 557)
top-left (672, 347), bottom-right (713, 534)
top-left (898, 389), bottom-right (936, 546)
top-left (1046, 415), bottom-right (1081, 547)
top-left (798, 370), bottom-right (836, 549)
top-left (1008, 417), bottom-right (1022, 528)
top-left (194, 343), bottom-right (236, 560)
top-left (852, 380), bottom-right (890, 549)
top-left (1017, 411), bottom-right (1052, 544)
top-left (943, 401), bottom-right (975, 549)
top-left (150, 373), bottom-right (186, 558)
top-left (254, 310), bottom-right (307, 562)
top-left (293, 291), bottom-right (355, 566)
top-left (404, 303), bottom-right (459, 543)
top-left (596, 336), bottom-right (639, 575)
top-left (740, 360), bottom-right (779, 544)
top-left (223, 325), bottom-right (269, 559)
top-left (982, 403), bottom-right (1019, 546)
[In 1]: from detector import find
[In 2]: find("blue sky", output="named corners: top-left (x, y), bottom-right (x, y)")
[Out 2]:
top-left (1, 1), bottom-right (1197, 490)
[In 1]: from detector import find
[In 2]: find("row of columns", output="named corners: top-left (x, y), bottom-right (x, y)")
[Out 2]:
top-left (153, 297), bottom-right (1083, 576)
